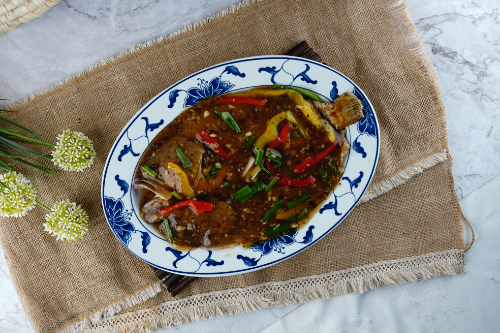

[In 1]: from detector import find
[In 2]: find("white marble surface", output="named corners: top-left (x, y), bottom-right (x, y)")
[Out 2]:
top-left (0, 0), bottom-right (499, 332)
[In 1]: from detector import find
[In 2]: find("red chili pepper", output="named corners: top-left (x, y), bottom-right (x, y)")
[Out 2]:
top-left (195, 129), bottom-right (242, 162)
top-left (268, 122), bottom-right (291, 150)
top-left (277, 176), bottom-right (316, 186)
top-left (293, 142), bottom-right (337, 174)
top-left (159, 200), bottom-right (215, 215)
top-left (215, 96), bottom-right (267, 106)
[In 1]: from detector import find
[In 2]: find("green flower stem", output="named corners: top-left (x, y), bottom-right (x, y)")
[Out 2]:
top-left (36, 200), bottom-right (52, 212)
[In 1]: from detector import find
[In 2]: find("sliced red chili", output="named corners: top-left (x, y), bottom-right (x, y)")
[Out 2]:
top-left (215, 96), bottom-right (267, 106)
top-left (268, 122), bottom-right (291, 150)
top-left (159, 200), bottom-right (215, 215)
top-left (195, 129), bottom-right (242, 162)
top-left (293, 142), bottom-right (337, 174)
top-left (276, 176), bottom-right (316, 186)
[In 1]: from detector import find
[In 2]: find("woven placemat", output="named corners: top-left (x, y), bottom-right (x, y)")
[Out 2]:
top-left (0, 0), bottom-right (59, 35)
top-left (0, 0), bottom-right (466, 332)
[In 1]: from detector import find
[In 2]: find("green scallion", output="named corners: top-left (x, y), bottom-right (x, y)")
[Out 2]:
top-left (287, 86), bottom-right (322, 102)
top-left (265, 177), bottom-right (278, 191)
top-left (255, 180), bottom-right (266, 191)
top-left (141, 165), bottom-right (157, 178)
top-left (215, 109), bottom-right (235, 130)
top-left (291, 132), bottom-right (301, 138)
top-left (222, 112), bottom-right (241, 133)
top-left (232, 185), bottom-right (252, 201)
top-left (255, 149), bottom-right (264, 165)
top-left (267, 149), bottom-right (283, 165)
top-left (319, 167), bottom-right (330, 186)
top-left (262, 200), bottom-right (283, 221)
top-left (221, 181), bottom-right (231, 188)
top-left (287, 193), bottom-right (310, 209)
top-left (243, 135), bottom-right (256, 149)
top-left (240, 185), bottom-right (258, 203)
top-left (175, 148), bottom-right (192, 168)
top-left (198, 191), bottom-right (208, 196)
top-left (296, 208), bottom-right (309, 221)
top-left (172, 191), bottom-right (184, 200)
top-left (266, 223), bottom-right (289, 236)
top-left (273, 84), bottom-right (283, 89)
top-left (163, 219), bottom-right (173, 241)
top-left (286, 214), bottom-right (298, 222)
top-left (206, 161), bottom-right (223, 180)
top-left (260, 164), bottom-right (271, 175)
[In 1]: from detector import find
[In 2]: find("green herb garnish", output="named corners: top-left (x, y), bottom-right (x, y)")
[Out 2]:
top-left (266, 223), bottom-right (289, 236)
top-left (265, 177), bottom-right (278, 191)
top-left (287, 193), bottom-right (310, 209)
top-left (262, 200), bottom-right (283, 221)
top-left (243, 135), bottom-right (256, 149)
top-left (141, 165), bottom-right (157, 178)
top-left (163, 219), bottom-right (173, 241)
top-left (175, 148), bottom-right (192, 168)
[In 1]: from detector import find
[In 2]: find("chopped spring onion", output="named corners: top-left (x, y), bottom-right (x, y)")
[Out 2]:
top-left (319, 167), bottom-right (330, 186)
top-left (279, 104), bottom-right (286, 112)
top-left (267, 149), bottom-right (283, 165)
top-left (255, 180), bottom-right (266, 191)
top-left (242, 157), bottom-right (255, 177)
top-left (332, 162), bottom-right (339, 175)
top-left (221, 182), bottom-right (231, 188)
top-left (296, 208), bottom-right (309, 221)
top-left (163, 219), bottom-right (173, 241)
top-left (141, 165), bottom-right (157, 178)
top-left (198, 191), bottom-right (208, 196)
top-left (240, 185), bottom-right (258, 203)
top-left (222, 112), bottom-right (241, 133)
top-left (291, 132), bottom-right (301, 138)
top-left (206, 161), bottom-right (223, 180)
top-left (262, 200), bottom-right (283, 221)
top-left (172, 191), bottom-right (184, 200)
top-left (286, 214), bottom-right (298, 222)
top-left (273, 84), bottom-right (283, 89)
top-left (260, 164), bottom-right (271, 175)
top-left (266, 223), bottom-right (289, 236)
top-left (243, 135), bottom-right (256, 149)
top-left (175, 148), bottom-right (192, 168)
top-left (232, 185), bottom-right (252, 201)
top-left (250, 166), bottom-right (261, 180)
top-left (287, 87), bottom-right (322, 102)
top-left (287, 193), bottom-right (310, 209)
top-left (265, 177), bottom-right (278, 192)
top-left (215, 109), bottom-right (235, 130)
top-left (255, 149), bottom-right (264, 165)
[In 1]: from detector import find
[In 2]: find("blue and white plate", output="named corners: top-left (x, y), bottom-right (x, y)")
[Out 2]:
top-left (101, 56), bottom-right (380, 277)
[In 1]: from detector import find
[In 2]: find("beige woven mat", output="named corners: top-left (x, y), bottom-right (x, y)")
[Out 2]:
top-left (0, 0), bottom-right (466, 332)
top-left (0, 0), bottom-right (59, 35)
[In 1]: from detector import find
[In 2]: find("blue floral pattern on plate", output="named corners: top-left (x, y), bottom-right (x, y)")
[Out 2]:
top-left (102, 56), bottom-right (379, 276)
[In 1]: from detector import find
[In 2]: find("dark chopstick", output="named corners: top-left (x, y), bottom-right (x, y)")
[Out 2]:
top-left (147, 40), bottom-right (322, 297)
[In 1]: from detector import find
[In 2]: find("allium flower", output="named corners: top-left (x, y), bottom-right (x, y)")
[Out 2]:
top-left (0, 171), bottom-right (37, 217)
top-left (44, 200), bottom-right (89, 241)
top-left (52, 130), bottom-right (96, 172)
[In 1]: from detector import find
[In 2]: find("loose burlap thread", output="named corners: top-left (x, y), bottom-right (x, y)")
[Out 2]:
top-left (0, 0), bottom-right (466, 332)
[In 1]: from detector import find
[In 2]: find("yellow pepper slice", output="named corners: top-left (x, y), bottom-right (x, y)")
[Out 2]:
top-left (287, 89), bottom-right (336, 142)
top-left (254, 112), bottom-right (287, 150)
top-left (284, 111), bottom-right (308, 138)
top-left (230, 88), bottom-right (287, 97)
top-left (167, 162), bottom-right (195, 198)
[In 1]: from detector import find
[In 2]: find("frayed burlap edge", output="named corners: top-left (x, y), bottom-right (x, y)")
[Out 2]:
top-left (5, 0), bottom-right (460, 331)
top-left (360, 150), bottom-right (448, 203)
top-left (71, 249), bottom-right (464, 333)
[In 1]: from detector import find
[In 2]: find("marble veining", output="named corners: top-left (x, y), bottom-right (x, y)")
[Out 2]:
top-left (0, 0), bottom-right (498, 332)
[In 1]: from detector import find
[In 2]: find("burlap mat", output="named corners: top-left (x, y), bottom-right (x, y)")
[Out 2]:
top-left (0, 0), bottom-right (466, 332)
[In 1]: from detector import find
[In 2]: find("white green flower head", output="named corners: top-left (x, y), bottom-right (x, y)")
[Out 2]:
top-left (44, 200), bottom-right (89, 242)
top-left (52, 130), bottom-right (96, 172)
top-left (0, 171), bottom-right (37, 217)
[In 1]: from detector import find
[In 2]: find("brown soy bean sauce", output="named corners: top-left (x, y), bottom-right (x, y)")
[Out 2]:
top-left (135, 87), bottom-right (344, 249)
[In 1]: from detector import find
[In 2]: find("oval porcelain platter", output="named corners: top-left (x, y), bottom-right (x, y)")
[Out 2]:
top-left (101, 55), bottom-right (380, 277)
